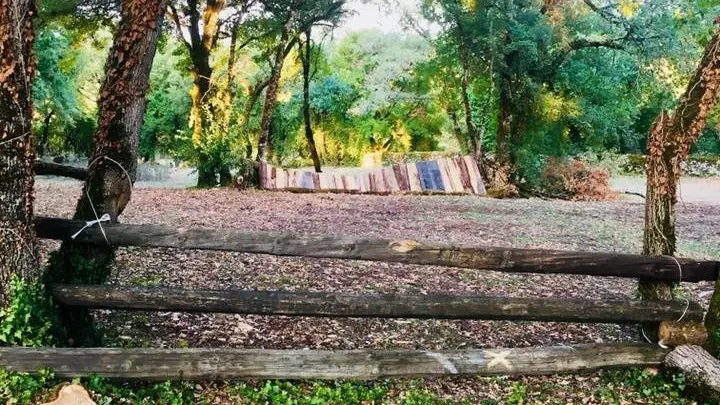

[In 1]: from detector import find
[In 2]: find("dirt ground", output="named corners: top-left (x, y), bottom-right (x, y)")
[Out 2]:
top-left (33, 176), bottom-right (720, 403)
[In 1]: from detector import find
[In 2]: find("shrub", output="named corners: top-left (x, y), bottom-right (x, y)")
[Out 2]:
top-left (534, 157), bottom-right (616, 201)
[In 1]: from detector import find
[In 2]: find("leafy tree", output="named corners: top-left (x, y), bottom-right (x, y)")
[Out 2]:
top-left (32, 27), bottom-right (81, 157)
top-left (140, 39), bottom-right (193, 161)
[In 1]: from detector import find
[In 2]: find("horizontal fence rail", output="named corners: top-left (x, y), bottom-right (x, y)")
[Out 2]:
top-left (0, 344), bottom-right (668, 380)
top-left (36, 217), bottom-right (719, 282)
top-left (52, 285), bottom-right (704, 324)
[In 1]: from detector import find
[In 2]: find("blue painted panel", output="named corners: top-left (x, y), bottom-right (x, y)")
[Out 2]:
top-left (299, 172), bottom-right (314, 189)
top-left (416, 160), bottom-right (444, 191)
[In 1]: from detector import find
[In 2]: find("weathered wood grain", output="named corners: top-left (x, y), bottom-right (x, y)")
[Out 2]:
top-left (463, 156), bottom-right (485, 195)
top-left (51, 285), bottom-right (704, 323)
top-left (393, 164), bottom-right (409, 191)
top-left (0, 344), bottom-right (668, 380)
top-left (664, 345), bottom-right (720, 404)
top-left (454, 156), bottom-right (474, 193)
top-left (437, 158), bottom-right (454, 192)
top-left (406, 162), bottom-right (423, 192)
top-left (35, 217), bottom-right (719, 282)
top-left (382, 167), bottom-right (400, 192)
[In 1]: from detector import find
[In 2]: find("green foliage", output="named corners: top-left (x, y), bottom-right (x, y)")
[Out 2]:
top-left (84, 376), bottom-right (197, 405)
top-left (598, 369), bottom-right (688, 405)
top-left (0, 368), bottom-right (55, 405)
top-left (0, 275), bottom-right (57, 348)
top-left (140, 40), bottom-right (193, 161)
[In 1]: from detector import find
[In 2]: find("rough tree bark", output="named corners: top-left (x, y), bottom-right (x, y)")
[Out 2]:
top-left (256, 12), bottom-right (295, 162)
top-left (640, 29), bottom-right (720, 342)
top-left (0, 0), bottom-right (38, 304)
top-left (50, 0), bottom-right (167, 346)
top-left (299, 27), bottom-right (321, 173)
top-left (186, 0), bottom-right (225, 187)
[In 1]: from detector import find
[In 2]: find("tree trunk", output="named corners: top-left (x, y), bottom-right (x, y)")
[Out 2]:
top-left (257, 13), bottom-right (294, 162)
top-left (0, 0), bottom-right (38, 305)
top-left (38, 110), bottom-right (54, 158)
top-left (50, 0), bottom-right (167, 346)
top-left (641, 29), bottom-right (720, 342)
top-left (300, 28), bottom-right (321, 173)
top-left (186, 0), bottom-right (226, 188)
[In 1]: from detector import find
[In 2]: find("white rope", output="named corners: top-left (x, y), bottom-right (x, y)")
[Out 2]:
top-left (641, 255), bottom-right (690, 349)
top-left (664, 255), bottom-right (690, 323)
top-left (72, 156), bottom-right (133, 245)
top-left (71, 213), bottom-right (111, 241)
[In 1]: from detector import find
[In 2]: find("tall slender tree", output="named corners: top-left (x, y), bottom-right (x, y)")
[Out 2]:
top-left (299, 27), bottom-right (322, 173)
top-left (169, 0), bottom-right (256, 187)
top-left (0, 0), bottom-right (38, 304)
top-left (255, 0), bottom-right (346, 163)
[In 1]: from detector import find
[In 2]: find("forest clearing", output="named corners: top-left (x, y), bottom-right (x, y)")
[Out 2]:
top-left (4, 0), bottom-right (720, 403)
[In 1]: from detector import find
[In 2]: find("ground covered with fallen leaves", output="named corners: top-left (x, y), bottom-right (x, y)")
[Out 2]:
top-left (33, 178), bottom-right (720, 404)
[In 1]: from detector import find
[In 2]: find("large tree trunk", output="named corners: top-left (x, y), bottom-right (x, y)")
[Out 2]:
top-left (300, 28), bottom-right (321, 173)
top-left (256, 13), bottom-right (294, 163)
top-left (50, 0), bottom-right (167, 346)
top-left (641, 29), bottom-right (720, 342)
top-left (185, 0), bottom-right (226, 188)
top-left (0, 0), bottom-right (38, 305)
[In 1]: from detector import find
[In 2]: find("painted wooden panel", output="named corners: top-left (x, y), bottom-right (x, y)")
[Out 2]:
top-left (393, 164), bottom-right (409, 191)
top-left (382, 167), bottom-right (400, 192)
top-left (445, 158), bottom-right (465, 193)
top-left (463, 156), bottom-right (486, 195)
top-left (454, 156), bottom-right (473, 193)
top-left (257, 156), bottom-right (485, 195)
top-left (417, 160), bottom-right (443, 192)
top-left (406, 162), bottom-right (423, 192)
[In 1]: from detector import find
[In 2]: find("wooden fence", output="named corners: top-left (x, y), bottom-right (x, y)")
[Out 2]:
top-left (0, 218), bottom-right (715, 380)
top-left (258, 155), bottom-right (486, 195)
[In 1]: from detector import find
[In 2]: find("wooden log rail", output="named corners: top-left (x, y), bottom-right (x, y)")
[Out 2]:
top-left (35, 217), bottom-right (719, 282)
top-left (0, 344), bottom-right (668, 380)
top-left (51, 285), bottom-right (704, 324)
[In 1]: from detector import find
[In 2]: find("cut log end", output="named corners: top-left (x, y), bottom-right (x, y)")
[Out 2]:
top-left (658, 321), bottom-right (707, 347)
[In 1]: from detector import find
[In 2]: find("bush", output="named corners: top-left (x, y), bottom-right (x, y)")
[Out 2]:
top-left (534, 157), bottom-right (616, 201)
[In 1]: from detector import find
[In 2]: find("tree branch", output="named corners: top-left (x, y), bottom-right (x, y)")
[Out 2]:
top-left (33, 162), bottom-right (88, 181)
top-left (168, 4), bottom-right (193, 54)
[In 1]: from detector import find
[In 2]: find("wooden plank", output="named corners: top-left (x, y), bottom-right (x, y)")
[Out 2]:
top-left (393, 164), bottom-right (409, 192)
top-left (382, 167), bottom-right (400, 193)
top-left (35, 217), bottom-right (720, 282)
top-left (52, 285), bottom-right (705, 324)
top-left (270, 166), bottom-right (277, 190)
top-left (437, 158), bottom-right (454, 193)
top-left (311, 172), bottom-right (320, 190)
top-left (333, 174), bottom-right (344, 191)
top-left (318, 173), bottom-right (332, 190)
top-left (454, 156), bottom-right (474, 193)
top-left (463, 156), bottom-right (486, 195)
top-left (345, 175), bottom-right (359, 192)
top-left (445, 158), bottom-right (466, 193)
top-left (406, 163), bottom-right (422, 192)
top-left (0, 344), bottom-right (668, 380)
top-left (277, 168), bottom-right (288, 189)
